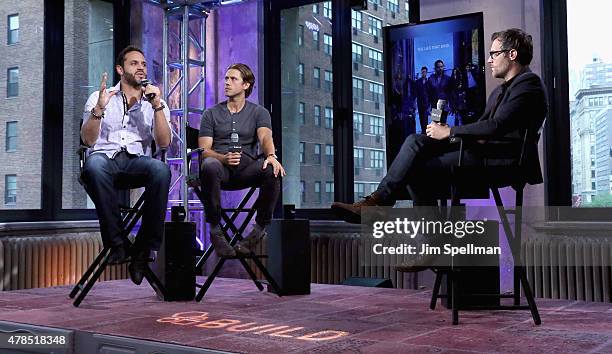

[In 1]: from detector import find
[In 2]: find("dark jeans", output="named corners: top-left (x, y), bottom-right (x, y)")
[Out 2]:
top-left (199, 154), bottom-right (280, 227)
top-left (81, 152), bottom-right (171, 251)
top-left (376, 134), bottom-right (483, 206)
top-left (417, 105), bottom-right (429, 133)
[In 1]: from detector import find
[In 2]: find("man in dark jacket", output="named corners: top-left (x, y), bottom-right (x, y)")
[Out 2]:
top-left (332, 28), bottom-right (547, 220)
top-left (415, 66), bottom-right (430, 133)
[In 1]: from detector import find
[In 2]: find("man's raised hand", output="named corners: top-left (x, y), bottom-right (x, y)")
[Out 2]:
top-left (95, 72), bottom-right (118, 110)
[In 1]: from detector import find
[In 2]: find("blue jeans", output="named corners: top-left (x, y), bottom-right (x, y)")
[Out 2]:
top-left (81, 152), bottom-right (171, 250)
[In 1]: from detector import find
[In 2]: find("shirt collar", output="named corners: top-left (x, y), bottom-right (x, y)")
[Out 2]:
top-left (502, 67), bottom-right (529, 89)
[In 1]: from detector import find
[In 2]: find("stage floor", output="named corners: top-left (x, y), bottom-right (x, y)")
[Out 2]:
top-left (0, 277), bottom-right (611, 353)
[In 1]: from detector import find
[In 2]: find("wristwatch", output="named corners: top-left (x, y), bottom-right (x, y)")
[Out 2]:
top-left (267, 153), bottom-right (278, 159)
top-left (153, 102), bottom-right (165, 112)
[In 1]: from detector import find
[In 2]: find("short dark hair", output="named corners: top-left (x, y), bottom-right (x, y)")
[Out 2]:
top-left (434, 59), bottom-right (444, 67)
top-left (227, 63), bottom-right (255, 98)
top-left (421, 66), bottom-right (428, 71)
top-left (116, 45), bottom-right (145, 67)
top-left (491, 28), bottom-right (533, 66)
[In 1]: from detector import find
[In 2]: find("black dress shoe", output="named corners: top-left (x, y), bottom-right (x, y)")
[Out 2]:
top-left (107, 244), bottom-right (130, 264)
top-left (234, 230), bottom-right (267, 256)
top-left (128, 249), bottom-right (149, 285)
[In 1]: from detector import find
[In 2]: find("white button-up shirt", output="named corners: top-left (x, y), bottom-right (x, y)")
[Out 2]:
top-left (82, 82), bottom-right (171, 157)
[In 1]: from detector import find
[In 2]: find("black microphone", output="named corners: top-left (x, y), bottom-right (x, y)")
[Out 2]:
top-left (229, 132), bottom-right (242, 153)
top-left (139, 79), bottom-right (156, 101)
top-left (430, 99), bottom-right (449, 125)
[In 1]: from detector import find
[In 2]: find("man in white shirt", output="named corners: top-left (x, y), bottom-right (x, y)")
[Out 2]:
top-left (80, 45), bottom-right (172, 285)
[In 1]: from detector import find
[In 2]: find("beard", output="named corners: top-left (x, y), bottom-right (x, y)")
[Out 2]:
top-left (123, 71), bottom-right (143, 88)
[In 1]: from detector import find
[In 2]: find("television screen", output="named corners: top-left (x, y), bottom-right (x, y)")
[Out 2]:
top-left (383, 13), bottom-right (486, 167)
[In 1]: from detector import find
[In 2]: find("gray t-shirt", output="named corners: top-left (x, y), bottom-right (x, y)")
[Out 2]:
top-left (199, 101), bottom-right (272, 157)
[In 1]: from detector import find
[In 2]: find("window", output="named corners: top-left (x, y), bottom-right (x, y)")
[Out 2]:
top-left (314, 144), bottom-right (321, 164)
top-left (298, 63), bottom-right (304, 84)
top-left (298, 25), bottom-right (304, 46)
top-left (325, 182), bottom-right (334, 202)
top-left (7, 14), bottom-right (19, 44)
top-left (370, 150), bottom-right (384, 168)
top-left (368, 16), bottom-right (382, 38)
top-left (353, 78), bottom-right (364, 100)
top-left (354, 113), bottom-right (363, 133)
top-left (351, 10), bottom-right (362, 30)
top-left (405, 1), bottom-right (410, 17)
top-left (370, 0), bottom-right (381, 5)
top-left (313, 67), bottom-right (320, 88)
top-left (325, 107), bottom-right (333, 129)
top-left (300, 181), bottom-right (306, 203)
top-left (314, 105), bottom-right (321, 126)
top-left (299, 142), bottom-right (305, 163)
top-left (352, 43), bottom-right (363, 63)
top-left (5, 175), bottom-right (16, 205)
top-left (323, 1), bottom-right (332, 19)
top-left (324, 70), bottom-right (333, 92)
top-left (370, 116), bottom-right (384, 135)
top-left (299, 102), bottom-right (305, 125)
top-left (369, 49), bottom-right (383, 69)
top-left (354, 183), bottom-right (365, 201)
top-left (326, 144), bottom-right (334, 165)
top-left (312, 30), bottom-right (319, 49)
top-left (6, 122), bottom-right (17, 152)
top-left (387, 0), bottom-right (399, 13)
top-left (7, 67), bottom-right (18, 97)
top-left (314, 181), bottom-right (321, 203)
top-left (370, 82), bottom-right (383, 102)
top-left (312, 4), bottom-right (318, 14)
top-left (323, 33), bottom-right (332, 55)
top-left (354, 148), bottom-right (364, 168)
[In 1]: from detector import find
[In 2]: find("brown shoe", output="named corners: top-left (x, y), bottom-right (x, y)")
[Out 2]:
top-left (331, 193), bottom-right (389, 224)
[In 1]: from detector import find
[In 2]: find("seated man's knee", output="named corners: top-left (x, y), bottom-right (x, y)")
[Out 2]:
top-left (82, 153), bottom-right (111, 180)
top-left (148, 158), bottom-right (171, 183)
top-left (200, 157), bottom-right (223, 176)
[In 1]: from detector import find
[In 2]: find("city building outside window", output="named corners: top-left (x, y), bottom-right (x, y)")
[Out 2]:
top-left (7, 14), bottom-right (19, 44)
top-left (7, 67), bottom-right (18, 97)
top-left (314, 181), bottom-right (321, 203)
top-left (370, 116), bottom-right (384, 135)
top-left (299, 102), bottom-right (305, 125)
top-left (351, 10), bottom-right (362, 30)
top-left (354, 113), bottom-right (364, 133)
top-left (354, 148), bottom-right (364, 168)
top-left (5, 175), bottom-right (16, 205)
top-left (298, 25), bottom-right (304, 46)
top-left (326, 144), bottom-right (334, 165)
top-left (405, 1), bottom-right (410, 17)
top-left (370, 150), bottom-right (384, 168)
top-left (387, 0), bottom-right (399, 13)
top-left (325, 181), bottom-right (334, 202)
top-left (298, 63), bottom-right (304, 84)
top-left (354, 182), bottom-right (365, 201)
top-left (323, 33), bottom-right (332, 56)
top-left (325, 106), bottom-right (333, 129)
top-left (368, 16), bottom-right (382, 38)
top-left (300, 180), bottom-right (305, 203)
top-left (353, 78), bottom-right (364, 100)
top-left (352, 43), bottom-right (363, 63)
top-left (370, 82), bottom-right (383, 102)
top-left (324, 70), bottom-right (333, 92)
top-left (312, 4), bottom-right (318, 14)
top-left (323, 1), bottom-right (332, 19)
top-left (312, 30), bottom-right (319, 50)
top-left (314, 144), bottom-right (321, 164)
top-left (313, 67), bottom-right (320, 88)
top-left (299, 142), bottom-right (305, 163)
top-left (5, 121), bottom-right (17, 152)
top-left (369, 49), bottom-right (382, 69)
top-left (314, 105), bottom-right (321, 126)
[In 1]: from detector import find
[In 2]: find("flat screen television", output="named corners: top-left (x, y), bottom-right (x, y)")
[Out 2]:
top-left (383, 12), bottom-right (486, 168)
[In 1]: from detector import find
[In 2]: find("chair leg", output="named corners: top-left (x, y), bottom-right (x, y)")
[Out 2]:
top-left (143, 265), bottom-right (167, 299)
top-left (73, 257), bottom-right (109, 307)
top-left (237, 257), bottom-right (265, 291)
top-left (518, 266), bottom-right (541, 325)
top-left (195, 257), bottom-right (226, 302)
top-left (430, 270), bottom-right (443, 310)
top-left (251, 256), bottom-right (283, 296)
top-left (513, 266), bottom-right (521, 305)
top-left (70, 248), bottom-right (109, 299)
top-left (451, 272), bottom-right (459, 325)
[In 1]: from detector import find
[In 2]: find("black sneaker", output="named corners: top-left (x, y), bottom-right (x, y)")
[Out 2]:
top-left (107, 243), bottom-right (130, 264)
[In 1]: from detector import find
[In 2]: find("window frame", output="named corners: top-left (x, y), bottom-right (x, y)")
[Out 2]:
top-left (5, 121), bottom-right (18, 152)
top-left (7, 14), bottom-right (19, 45)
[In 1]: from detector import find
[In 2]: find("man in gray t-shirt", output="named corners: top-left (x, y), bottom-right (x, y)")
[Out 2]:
top-left (199, 63), bottom-right (285, 257)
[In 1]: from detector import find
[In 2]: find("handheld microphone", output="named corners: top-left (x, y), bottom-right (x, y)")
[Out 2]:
top-left (430, 99), bottom-right (449, 124)
top-left (229, 132), bottom-right (242, 153)
top-left (139, 79), bottom-right (156, 101)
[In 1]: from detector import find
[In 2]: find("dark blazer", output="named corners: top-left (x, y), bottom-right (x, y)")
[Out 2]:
top-left (450, 68), bottom-right (548, 184)
top-left (415, 77), bottom-right (429, 109)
